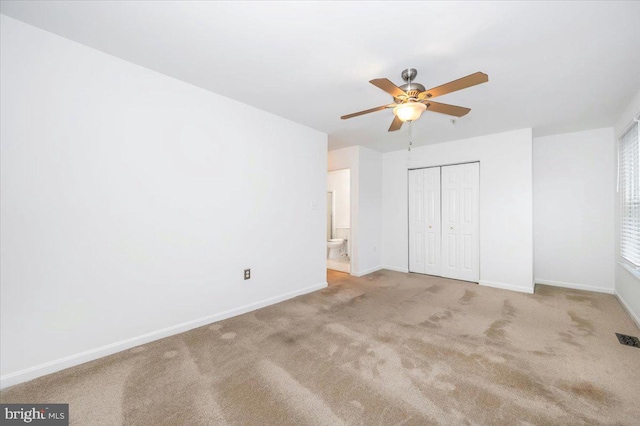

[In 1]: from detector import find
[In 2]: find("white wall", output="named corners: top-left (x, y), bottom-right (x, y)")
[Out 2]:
top-left (327, 169), bottom-right (350, 231)
top-left (382, 128), bottom-right (534, 293)
top-left (328, 146), bottom-right (382, 276)
top-left (614, 89), bottom-right (640, 327)
top-left (0, 16), bottom-right (328, 387)
top-left (357, 147), bottom-right (383, 275)
top-left (533, 128), bottom-right (615, 293)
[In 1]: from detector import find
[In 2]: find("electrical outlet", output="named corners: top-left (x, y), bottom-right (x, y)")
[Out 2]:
top-left (244, 269), bottom-right (251, 280)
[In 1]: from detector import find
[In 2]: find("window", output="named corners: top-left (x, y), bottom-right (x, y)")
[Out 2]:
top-left (619, 121), bottom-right (640, 266)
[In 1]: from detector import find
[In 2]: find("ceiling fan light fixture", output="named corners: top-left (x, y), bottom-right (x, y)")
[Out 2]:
top-left (393, 102), bottom-right (426, 122)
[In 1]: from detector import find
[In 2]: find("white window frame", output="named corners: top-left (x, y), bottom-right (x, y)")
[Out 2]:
top-left (618, 120), bottom-right (640, 273)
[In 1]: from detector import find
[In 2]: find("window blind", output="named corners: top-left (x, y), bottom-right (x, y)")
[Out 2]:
top-left (619, 121), bottom-right (640, 266)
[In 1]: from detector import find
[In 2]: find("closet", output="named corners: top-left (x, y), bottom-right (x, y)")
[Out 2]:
top-left (408, 162), bottom-right (479, 282)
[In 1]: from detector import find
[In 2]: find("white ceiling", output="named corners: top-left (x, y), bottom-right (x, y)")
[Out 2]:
top-left (2, 1), bottom-right (639, 152)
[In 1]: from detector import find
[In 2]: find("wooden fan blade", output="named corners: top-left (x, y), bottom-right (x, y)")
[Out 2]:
top-left (341, 104), bottom-right (394, 120)
top-left (421, 72), bottom-right (488, 99)
top-left (370, 78), bottom-right (407, 98)
top-left (423, 100), bottom-right (471, 117)
top-left (388, 115), bottom-right (403, 132)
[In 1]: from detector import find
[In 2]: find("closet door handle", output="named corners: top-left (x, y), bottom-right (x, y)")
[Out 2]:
top-left (450, 226), bottom-right (454, 230)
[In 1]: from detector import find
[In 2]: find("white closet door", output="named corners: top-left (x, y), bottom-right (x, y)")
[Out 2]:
top-left (441, 163), bottom-right (479, 282)
top-left (409, 168), bottom-right (441, 275)
top-left (441, 167), bottom-right (459, 279)
top-left (408, 169), bottom-right (426, 273)
top-left (458, 163), bottom-right (480, 281)
top-left (423, 168), bottom-right (441, 276)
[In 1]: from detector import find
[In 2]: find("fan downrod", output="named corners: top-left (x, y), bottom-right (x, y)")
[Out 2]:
top-left (399, 68), bottom-right (425, 96)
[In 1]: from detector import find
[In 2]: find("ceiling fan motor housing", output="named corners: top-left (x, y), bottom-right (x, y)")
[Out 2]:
top-left (398, 68), bottom-right (425, 102)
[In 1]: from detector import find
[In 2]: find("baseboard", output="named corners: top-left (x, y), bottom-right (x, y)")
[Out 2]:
top-left (0, 282), bottom-right (327, 390)
top-left (381, 265), bottom-right (409, 273)
top-left (615, 290), bottom-right (640, 330)
top-left (535, 278), bottom-right (614, 294)
top-left (479, 280), bottom-right (534, 294)
top-left (351, 266), bottom-right (383, 277)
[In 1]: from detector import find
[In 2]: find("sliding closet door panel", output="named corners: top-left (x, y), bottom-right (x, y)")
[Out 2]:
top-left (441, 163), bottom-right (479, 282)
top-left (408, 169), bottom-right (425, 273)
top-left (458, 163), bottom-right (480, 282)
top-left (424, 168), bottom-right (441, 276)
top-left (441, 167), bottom-right (459, 279)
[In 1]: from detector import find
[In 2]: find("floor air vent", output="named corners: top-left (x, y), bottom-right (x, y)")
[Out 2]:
top-left (615, 333), bottom-right (640, 348)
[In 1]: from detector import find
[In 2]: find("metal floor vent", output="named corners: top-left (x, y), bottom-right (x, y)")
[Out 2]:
top-left (615, 333), bottom-right (640, 348)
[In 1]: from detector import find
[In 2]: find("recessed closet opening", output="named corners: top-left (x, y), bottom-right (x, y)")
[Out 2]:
top-left (408, 162), bottom-right (480, 283)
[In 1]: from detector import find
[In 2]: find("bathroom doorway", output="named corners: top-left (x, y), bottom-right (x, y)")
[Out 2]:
top-left (327, 192), bottom-right (333, 241)
top-left (327, 169), bottom-right (351, 273)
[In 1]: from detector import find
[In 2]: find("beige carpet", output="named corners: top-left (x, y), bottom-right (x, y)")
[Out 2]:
top-left (2, 270), bottom-right (639, 425)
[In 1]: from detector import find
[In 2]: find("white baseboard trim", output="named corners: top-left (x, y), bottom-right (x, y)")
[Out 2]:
top-left (479, 280), bottom-right (534, 294)
top-left (615, 290), bottom-right (640, 330)
top-left (351, 266), bottom-right (383, 277)
top-left (535, 278), bottom-right (614, 295)
top-left (381, 265), bottom-right (409, 273)
top-left (0, 282), bottom-right (327, 390)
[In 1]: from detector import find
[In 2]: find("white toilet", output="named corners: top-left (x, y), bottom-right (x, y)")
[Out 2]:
top-left (327, 238), bottom-right (344, 259)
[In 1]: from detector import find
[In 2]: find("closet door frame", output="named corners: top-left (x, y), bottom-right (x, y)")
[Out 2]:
top-left (407, 161), bottom-right (480, 283)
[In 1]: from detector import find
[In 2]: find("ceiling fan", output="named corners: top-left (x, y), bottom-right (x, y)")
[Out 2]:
top-left (341, 68), bottom-right (488, 132)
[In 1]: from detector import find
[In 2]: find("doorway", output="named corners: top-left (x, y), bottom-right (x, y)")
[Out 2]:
top-left (327, 169), bottom-right (351, 273)
top-left (408, 162), bottom-right (479, 282)
top-left (327, 192), bottom-right (333, 241)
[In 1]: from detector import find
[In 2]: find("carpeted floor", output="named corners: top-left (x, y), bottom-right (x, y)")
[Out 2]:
top-left (2, 270), bottom-right (639, 425)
